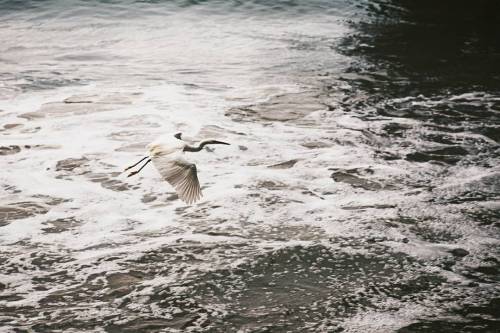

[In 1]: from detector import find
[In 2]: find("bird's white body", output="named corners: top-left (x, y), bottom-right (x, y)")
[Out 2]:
top-left (146, 135), bottom-right (202, 204)
top-left (147, 135), bottom-right (186, 157)
top-left (125, 133), bottom-right (229, 204)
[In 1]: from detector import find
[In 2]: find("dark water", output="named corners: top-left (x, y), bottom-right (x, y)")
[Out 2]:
top-left (334, 1), bottom-right (500, 331)
top-left (0, 1), bottom-right (499, 332)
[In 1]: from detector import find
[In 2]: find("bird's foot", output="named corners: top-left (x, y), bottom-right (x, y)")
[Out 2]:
top-left (127, 171), bottom-right (138, 177)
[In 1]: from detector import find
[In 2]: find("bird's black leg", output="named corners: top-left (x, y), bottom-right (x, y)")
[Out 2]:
top-left (124, 156), bottom-right (149, 172)
top-left (127, 159), bottom-right (151, 177)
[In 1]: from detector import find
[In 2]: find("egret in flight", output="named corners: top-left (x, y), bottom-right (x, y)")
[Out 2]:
top-left (125, 133), bottom-right (230, 204)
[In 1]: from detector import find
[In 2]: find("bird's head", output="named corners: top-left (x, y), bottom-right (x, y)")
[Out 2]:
top-left (174, 132), bottom-right (182, 140)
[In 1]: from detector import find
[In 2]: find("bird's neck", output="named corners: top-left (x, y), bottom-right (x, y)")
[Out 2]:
top-left (183, 144), bottom-right (204, 152)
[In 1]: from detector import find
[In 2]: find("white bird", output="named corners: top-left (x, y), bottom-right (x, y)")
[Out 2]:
top-left (124, 132), bottom-right (230, 204)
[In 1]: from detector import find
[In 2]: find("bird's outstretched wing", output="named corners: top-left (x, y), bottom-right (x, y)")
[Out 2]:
top-left (151, 155), bottom-right (202, 204)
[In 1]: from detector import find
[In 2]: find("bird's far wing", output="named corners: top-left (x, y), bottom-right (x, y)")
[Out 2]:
top-left (152, 155), bottom-right (202, 204)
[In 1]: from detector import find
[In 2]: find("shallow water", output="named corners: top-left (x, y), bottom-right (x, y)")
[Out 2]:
top-left (0, 1), bottom-right (499, 332)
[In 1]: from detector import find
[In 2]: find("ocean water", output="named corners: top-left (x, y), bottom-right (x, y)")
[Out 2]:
top-left (0, 0), bottom-right (499, 332)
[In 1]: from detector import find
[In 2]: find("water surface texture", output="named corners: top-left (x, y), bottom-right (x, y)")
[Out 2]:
top-left (1, 0), bottom-right (499, 332)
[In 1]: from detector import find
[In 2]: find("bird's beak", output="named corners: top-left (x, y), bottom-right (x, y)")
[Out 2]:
top-left (212, 140), bottom-right (230, 145)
